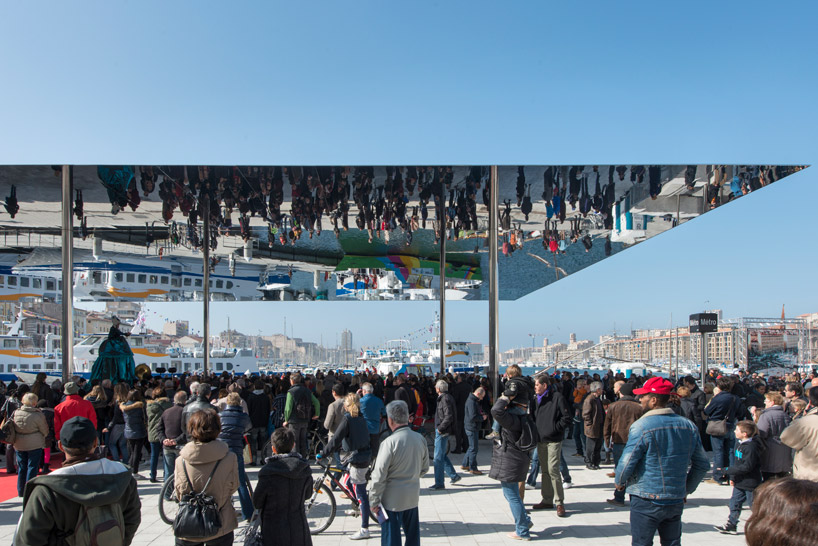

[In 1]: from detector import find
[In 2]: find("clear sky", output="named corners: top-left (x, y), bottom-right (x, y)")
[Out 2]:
top-left (2, 1), bottom-right (816, 352)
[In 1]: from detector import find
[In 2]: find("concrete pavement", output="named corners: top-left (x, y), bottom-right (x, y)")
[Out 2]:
top-left (0, 439), bottom-right (745, 545)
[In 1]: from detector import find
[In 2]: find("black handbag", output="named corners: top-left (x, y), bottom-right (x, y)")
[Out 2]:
top-left (173, 459), bottom-right (223, 539)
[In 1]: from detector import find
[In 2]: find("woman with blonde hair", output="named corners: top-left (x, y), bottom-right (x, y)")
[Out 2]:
top-left (319, 393), bottom-right (373, 540)
top-left (11, 392), bottom-right (48, 496)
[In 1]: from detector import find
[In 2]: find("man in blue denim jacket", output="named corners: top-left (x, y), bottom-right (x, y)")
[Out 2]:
top-left (614, 377), bottom-right (710, 546)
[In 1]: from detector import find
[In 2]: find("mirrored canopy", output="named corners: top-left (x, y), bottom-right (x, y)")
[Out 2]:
top-left (0, 164), bottom-right (806, 303)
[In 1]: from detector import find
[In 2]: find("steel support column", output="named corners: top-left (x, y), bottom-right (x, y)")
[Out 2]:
top-left (439, 182), bottom-right (447, 375)
top-left (60, 166), bottom-right (74, 383)
top-left (488, 166), bottom-right (500, 398)
top-left (202, 195), bottom-right (210, 375)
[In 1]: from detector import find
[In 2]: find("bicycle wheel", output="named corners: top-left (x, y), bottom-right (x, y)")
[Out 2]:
top-left (306, 481), bottom-right (336, 535)
top-left (158, 476), bottom-right (178, 525)
top-left (261, 439), bottom-right (272, 462)
top-left (309, 433), bottom-right (326, 460)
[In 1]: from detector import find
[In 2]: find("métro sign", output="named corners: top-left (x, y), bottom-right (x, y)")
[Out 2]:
top-left (689, 313), bottom-right (718, 334)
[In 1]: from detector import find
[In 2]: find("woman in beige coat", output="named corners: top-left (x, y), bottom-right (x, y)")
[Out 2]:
top-left (12, 392), bottom-right (49, 496)
top-left (174, 409), bottom-right (239, 546)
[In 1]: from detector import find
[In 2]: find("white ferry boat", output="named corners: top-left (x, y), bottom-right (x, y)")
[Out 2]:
top-left (0, 312), bottom-right (262, 383)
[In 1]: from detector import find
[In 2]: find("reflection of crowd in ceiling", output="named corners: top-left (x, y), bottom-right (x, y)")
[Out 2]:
top-left (14, 164), bottom-right (803, 261)
top-left (88, 166), bottom-right (489, 252)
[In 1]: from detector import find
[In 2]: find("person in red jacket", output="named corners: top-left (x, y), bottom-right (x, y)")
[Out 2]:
top-left (54, 382), bottom-right (97, 446)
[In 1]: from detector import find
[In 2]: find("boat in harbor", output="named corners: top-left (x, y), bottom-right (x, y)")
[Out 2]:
top-left (1, 311), bottom-right (263, 383)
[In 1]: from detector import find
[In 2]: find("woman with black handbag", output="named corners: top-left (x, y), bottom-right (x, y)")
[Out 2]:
top-left (174, 409), bottom-right (239, 546)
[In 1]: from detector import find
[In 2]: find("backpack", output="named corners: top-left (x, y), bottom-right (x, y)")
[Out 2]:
top-left (66, 502), bottom-right (126, 546)
top-left (173, 459), bottom-right (223, 539)
top-left (293, 388), bottom-right (313, 421)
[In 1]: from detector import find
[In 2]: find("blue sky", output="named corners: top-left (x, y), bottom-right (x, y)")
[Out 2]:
top-left (1, 1), bottom-right (816, 351)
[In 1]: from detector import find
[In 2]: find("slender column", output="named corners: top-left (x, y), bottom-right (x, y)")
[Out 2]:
top-left (61, 166), bottom-right (74, 383)
top-left (488, 166), bottom-right (500, 398)
top-left (439, 182), bottom-right (446, 375)
top-left (202, 194), bottom-right (210, 374)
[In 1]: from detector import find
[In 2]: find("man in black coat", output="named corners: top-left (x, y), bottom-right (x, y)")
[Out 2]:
top-left (531, 375), bottom-right (572, 516)
top-left (460, 387), bottom-right (487, 474)
top-left (452, 374), bottom-right (472, 453)
top-left (247, 380), bottom-right (271, 465)
top-left (394, 374), bottom-right (417, 416)
top-left (430, 380), bottom-right (461, 490)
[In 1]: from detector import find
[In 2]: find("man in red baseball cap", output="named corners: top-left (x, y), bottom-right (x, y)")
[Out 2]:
top-left (614, 376), bottom-right (710, 546)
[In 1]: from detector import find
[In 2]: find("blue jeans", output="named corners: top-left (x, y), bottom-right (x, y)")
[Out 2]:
top-left (612, 443), bottom-right (626, 502)
top-left (710, 425), bottom-right (735, 482)
top-left (353, 483), bottom-right (370, 529)
top-left (501, 481), bottom-right (532, 538)
top-left (630, 496), bottom-right (683, 546)
top-left (163, 448), bottom-right (177, 488)
top-left (382, 506), bottom-right (419, 546)
top-left (560, 451), bottom-right (571, 483)
top-left (15, 448), bottom-right (42, 497)
top-left (433, 431), bottom-right (458, 486)
top-left (234, 452), bottom-right (255, 521)
top-left (727, 487), bottom-right (753, 527)
top-left (572, 418), bottom-right (585, 454)
top-left (108, 424), bottom-right (129, 463)
top-left (527, 456), bottom-right (540, 486)
top-left (462, 429), bottom-right (479, 470)
top-left (149, 441), bottom-right (162, 480)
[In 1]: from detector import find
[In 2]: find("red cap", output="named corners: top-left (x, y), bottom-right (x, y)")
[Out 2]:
top-left (632, 377), bottom-right (674, 396)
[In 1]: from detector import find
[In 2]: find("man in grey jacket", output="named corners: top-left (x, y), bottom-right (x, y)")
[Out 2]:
top-left (371, 400), bottom-right (430, 546)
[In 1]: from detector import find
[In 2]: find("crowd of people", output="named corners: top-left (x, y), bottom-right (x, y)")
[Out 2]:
top-left (0, 365), bottom-right (816, 545)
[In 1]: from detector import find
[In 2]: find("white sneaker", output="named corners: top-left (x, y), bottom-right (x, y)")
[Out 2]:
top-left (525, 484), bottom-right (536, 490)
top-left (349, 528), bottom-right (370, 540)
top-left (563, 482), bottom-right (573, 489)
top-left (345, 509), bottom-right (361, 517)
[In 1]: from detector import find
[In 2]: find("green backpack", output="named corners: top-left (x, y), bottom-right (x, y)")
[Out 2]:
top-left (66, 502), bottom-right (126, 546)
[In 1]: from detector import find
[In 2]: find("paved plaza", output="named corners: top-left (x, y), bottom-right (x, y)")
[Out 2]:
top-left (0, 440), bottom-right (746, 545)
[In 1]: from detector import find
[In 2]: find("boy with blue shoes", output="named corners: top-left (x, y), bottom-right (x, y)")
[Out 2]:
top-left (715, 420), bottom-right (763, 535)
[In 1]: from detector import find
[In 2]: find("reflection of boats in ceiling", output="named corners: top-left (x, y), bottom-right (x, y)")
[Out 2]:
top-left (12, 248), bottom-right (267, 302)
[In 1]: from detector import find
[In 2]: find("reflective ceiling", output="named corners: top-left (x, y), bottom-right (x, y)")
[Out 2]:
top-left (0, 164), bottom-right (806, 303)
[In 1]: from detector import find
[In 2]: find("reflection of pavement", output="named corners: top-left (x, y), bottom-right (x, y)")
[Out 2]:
top-left (0, 441), bottom-right (746, 545)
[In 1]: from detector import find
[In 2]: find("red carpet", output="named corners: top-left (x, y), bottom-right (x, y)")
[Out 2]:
top-left (0, 451), bottom-right (65, 503)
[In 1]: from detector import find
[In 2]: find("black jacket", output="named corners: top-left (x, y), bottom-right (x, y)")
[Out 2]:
top-left (435, 392), bottom-right (457, 435)
top-left (488, 398), bottom-right (530, 483)
top-left (533, 389), bottom-right (572, 442)
top-left (688, 385), bottom-right (707, 417)
top-left (725, 437), bottom-right (763, 491)
top-left (452, 382), bottom-right (472, 423)
top-left (218, 405), bottom-right (252, 453)
top-left (463, 393), bottom-right (483, 432)
top-left (680, 397), bottom-right (703, 429)
top-left (395, 384), bottom-right (417, 416)
top-left (322, 413), bottom-right (372, 467)
top-left (704, 392), bottom-right (744, 424)
top-left (253, 453), bottom-right (313, 546)
top-left (247, 391), bottom-right (271, 429)
top-left (158, 403), bottom-right (185, 445)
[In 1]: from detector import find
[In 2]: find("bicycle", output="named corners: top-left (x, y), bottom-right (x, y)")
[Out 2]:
top-left (305, 457), bottom-right (378, 535)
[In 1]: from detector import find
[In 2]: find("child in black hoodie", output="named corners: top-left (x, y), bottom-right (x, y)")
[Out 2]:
top-left (716, 420), bottom-right (763, 534)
